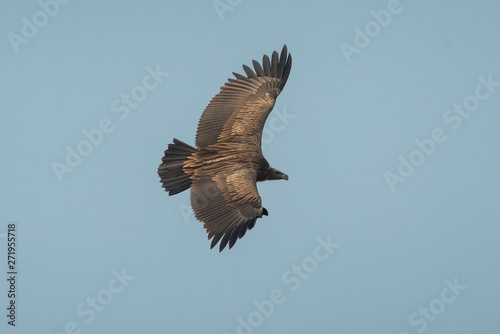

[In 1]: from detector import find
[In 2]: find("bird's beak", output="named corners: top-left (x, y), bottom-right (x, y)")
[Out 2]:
top-left (282, 174), bottom-right (289, 181)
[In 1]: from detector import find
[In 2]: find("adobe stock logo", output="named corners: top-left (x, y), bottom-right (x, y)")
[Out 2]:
top-left (384, 74), bottom-right (499, 191)
top-left (51, 64), bottom-right (169, 182)
top-left (223, 236), bottom-right (340, 334)
top-left (398, 278), bottom-right (467, 334)
top-left (48, 268), bottom-right (135, 334)
top-left (7, 0), bottom-right (71, 54)
top-left (339, 0), bottom-right (421, 64)
top-left (213, 0), bottom-right (243, 21)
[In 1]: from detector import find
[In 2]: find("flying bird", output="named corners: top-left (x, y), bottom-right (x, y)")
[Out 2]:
top-left (158, 45), bottom-right (292, 251)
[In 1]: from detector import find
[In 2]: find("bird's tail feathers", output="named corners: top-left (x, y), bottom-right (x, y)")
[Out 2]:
top-left (158, 138), bottom-right (196, 195)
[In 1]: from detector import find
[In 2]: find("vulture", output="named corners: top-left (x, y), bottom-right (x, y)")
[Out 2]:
top-left (158, 45), bottom-right (292, 251)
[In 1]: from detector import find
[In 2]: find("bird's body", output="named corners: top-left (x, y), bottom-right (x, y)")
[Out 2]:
top-left (158, 45), bottom-right (292, 251)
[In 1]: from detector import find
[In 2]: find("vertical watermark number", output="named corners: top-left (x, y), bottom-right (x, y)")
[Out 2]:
top-left (6, 222), bottom-right (17, 326)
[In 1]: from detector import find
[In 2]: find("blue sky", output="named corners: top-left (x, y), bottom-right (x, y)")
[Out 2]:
top-left (1, 0), bottom-right (499, 333)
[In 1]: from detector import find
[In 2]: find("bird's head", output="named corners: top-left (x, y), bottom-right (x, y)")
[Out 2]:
top-left (267, 168), bottom-right (289, 181)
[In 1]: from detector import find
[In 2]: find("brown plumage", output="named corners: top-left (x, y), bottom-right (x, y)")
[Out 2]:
top-left (158, 45), bottom-right (292, 251)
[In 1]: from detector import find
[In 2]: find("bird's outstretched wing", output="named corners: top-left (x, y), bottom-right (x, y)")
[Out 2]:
top-left (195, 45), bottom-right (292, 149)
top-left (190, 168), bottom-right (268, 251)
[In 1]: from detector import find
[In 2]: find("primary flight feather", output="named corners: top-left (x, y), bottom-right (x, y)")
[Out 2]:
top-left (158, 45), bottom-right (292, 251)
